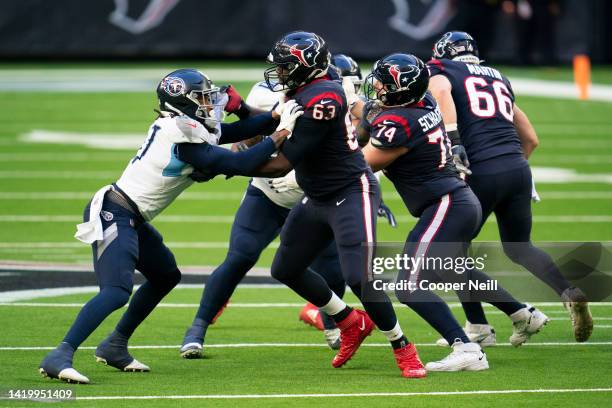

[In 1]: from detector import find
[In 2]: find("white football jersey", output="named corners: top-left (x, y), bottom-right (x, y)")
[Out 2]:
top-left (116, 115), bottom-right (216, 221)
top-left (246, 81), bottom-right (304, 209)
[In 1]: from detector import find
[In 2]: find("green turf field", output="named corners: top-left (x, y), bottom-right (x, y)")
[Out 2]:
top-left (1, 288), bottom-right (611, 406)
top-left (0, 65), bottom-right (611, 406)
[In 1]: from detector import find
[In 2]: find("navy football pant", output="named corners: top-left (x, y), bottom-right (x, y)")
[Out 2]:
top-left (192, 184), bottom-right (344, 329)
top-left (396, 187), bottom-right (524, 344)
top-left (62, 198), bottom-right (181, 349)
top-left (463, 161), bottom-right (571, 324)
top-left (271, 174), bottom-right (399, 332)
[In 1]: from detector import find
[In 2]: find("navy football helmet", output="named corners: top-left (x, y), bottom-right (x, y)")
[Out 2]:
top-left (264, 31), bottom-right (330, 92)
top-left (365, 53), bottom-right (429, 107)
top-left (331, 53), bottom-right (363, 94)
top-left (432, 31), bottom-right (480, 64)
top-left (157, 68), bottom-right (221, 130)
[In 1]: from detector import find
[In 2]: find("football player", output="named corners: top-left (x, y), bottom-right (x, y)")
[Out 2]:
top-left (427, 31), bottom-right (592, 344)
top-left (180, 80), bottom-right (346, 357)
top-left (38, 68), bottom-right (303, 384)
top-left (248, 31), bottom-right (427, 379)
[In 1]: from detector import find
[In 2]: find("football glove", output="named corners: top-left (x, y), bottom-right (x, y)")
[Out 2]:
top-left (531, 177), bottom-right (541, 202)
top-left (378, 200), bottom-right (397, 228)
top-left (268, 171), bottom-right (300, 193)
top-left (220, 85), bottom-right (243, 114)
top-left (451, 145), bottom-right (472, 176)
top-left (342, 76), bottom-right (359, 107)
top-left (276, 99), bottom-right (304, 135)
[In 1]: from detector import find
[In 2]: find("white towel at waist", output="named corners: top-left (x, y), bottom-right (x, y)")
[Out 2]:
top-left (74, 185), bottom-right (112, 244)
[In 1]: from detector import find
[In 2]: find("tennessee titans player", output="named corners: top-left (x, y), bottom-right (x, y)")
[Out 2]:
top-left (427, 32), bottom-right (592, 345)
top-left (38, 68), bottom-right (303, 384)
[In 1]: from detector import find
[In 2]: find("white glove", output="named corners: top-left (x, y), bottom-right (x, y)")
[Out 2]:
top-left (268, 170), bottom-right (300, 193)
top-left (342, 76), bottom-right (359, 107)
top-left (276, 99), bottom-right (304, 134)
top-left (531, 176), bottom-right (541, 202)
top-left (273, 95), bottom-right (288, 117)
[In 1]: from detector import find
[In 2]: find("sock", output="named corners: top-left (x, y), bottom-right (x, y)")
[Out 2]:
top-left (380, 322), bottom-right (410, 349)
top-left (320, 292), bottom-right (348, 317)
top-left (62, 287), bottom-right (130, 349)
top-left (116, 279), bottom-right (175, 338)
top-left (461, 302), bottom-right (489, 325)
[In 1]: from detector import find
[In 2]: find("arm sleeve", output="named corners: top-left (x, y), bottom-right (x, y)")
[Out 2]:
top-left (176, 138), bottom-right (276, 177)
top-left (280, 117), bottom-right (328, 166)
top-left (218, 112), bottom-right (276, 144)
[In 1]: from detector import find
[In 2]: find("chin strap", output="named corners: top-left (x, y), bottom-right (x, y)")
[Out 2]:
top-left (452, 55), bottom-right (481, 65)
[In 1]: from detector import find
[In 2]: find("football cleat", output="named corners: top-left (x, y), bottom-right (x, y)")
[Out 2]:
top-left (393, 343), bottom-right (427, 378)
top-left (509, 305), bottom-right (549, 347)
top-left (332, 309), bottom-right (375, 368)
top-left (299, 303), bottom-right (324, 331)
top-left (39, 342), bottom-right (90, 384)
top-left (561, 287), bottom-right (593, 342)
top-left (95, 333), bottom-right (150, 372)
top-left (180, 324), bottom-right (205, 359)
top-left (425, 340), bottom-right (489, 372)
top-left (436, 322), bottom-right (496, 347)
top-left (324, 328), bottom-right (341, 350)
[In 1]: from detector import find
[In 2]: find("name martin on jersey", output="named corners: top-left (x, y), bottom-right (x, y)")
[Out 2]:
top-left (466, 63), bottom-right (503, 80)
top-left (417, 106), bottom-right (443, 132)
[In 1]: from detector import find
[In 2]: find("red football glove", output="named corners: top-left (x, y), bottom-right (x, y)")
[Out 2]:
top-left (221, 85), bottom-right (243, 113)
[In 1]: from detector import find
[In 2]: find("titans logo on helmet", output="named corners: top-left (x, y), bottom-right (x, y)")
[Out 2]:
top-left (162, 77), bottom-right (186, 96)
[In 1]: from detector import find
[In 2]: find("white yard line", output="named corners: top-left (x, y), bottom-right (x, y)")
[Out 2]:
top-left (71, 388), bottom-right (612, 401)
top-left (2, 342), bottom-right (612, 351)
top-left (2, 215), bottom-right (612, 224)
top-left (1, 191), bottom-right (611, 201)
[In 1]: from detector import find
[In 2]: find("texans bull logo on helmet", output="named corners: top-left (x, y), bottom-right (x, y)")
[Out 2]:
top-left (388, 64), bottom-right (419, 90)
top-left (289, 38), bottom-right (322, 67)
top-left (162, 76), bottom-right (186, 96)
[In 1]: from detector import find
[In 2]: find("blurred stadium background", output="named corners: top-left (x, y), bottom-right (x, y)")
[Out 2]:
top-left (0, 1), bottom-right (611, 405)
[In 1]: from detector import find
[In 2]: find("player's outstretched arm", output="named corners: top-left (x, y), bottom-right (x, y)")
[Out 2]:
top-left (177, 130), bottom-right (289, 179)
top-left (513, 103), bottom-right (539, 159)
top-left (218, 111), bottom-right (278, 145)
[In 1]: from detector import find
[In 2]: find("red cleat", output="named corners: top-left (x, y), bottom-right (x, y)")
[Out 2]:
top-left (394, 343), bottom-right (427, 378)
top-left (332, 309), bottom-right (374, 368)
top-left (211, 301), bottom-right (229, 325)
top-left (299, 303), bottom-right (324, 331)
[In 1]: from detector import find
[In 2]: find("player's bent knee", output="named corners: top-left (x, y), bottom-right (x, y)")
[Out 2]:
top-left (99, 286), bottom-right (131, 309)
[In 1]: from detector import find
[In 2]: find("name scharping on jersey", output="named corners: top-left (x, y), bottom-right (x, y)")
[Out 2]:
top-left (466, 64), bottom-right (503, 80)
top-left (417, 105), bottom-right (443, 133)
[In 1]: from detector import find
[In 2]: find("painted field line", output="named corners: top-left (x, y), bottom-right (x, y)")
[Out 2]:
top-left (2, 342), bottom-right (612, 351)
top-left (594, 325), bottom-right (612, 328)
top-left (1, 191), bottom-right (612, 201)
top-left (2, 301), bottom-right (610, 309)
top-left (0, 171), bottom-right (117, 179)
top-left (2, 215), bottom-right (612, 224)
top-left (71, 388), bottom-right (612, 401)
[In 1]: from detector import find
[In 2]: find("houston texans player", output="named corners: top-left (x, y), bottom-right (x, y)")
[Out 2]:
top-left (180, 80), bottom-right (346, 356)
top-left (38, 68), bottom-right (303, 384)
top-left (427, 31), bottom-right (592, 345)
top-left (359, 54), bottom-right (551, 370)
top-left (245, 31), bottom-right (427, 379)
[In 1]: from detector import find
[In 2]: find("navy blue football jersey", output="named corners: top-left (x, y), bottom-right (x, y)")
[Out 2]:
top-left (427, 59), bottom-right (523, 165)
top-left (369, 93), bottom-right (465, 217)
top-left (281, 77), bottom-right (367, 200)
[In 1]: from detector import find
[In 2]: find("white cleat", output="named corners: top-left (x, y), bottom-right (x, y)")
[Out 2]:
top-left (95, 356), bottom-right (150, 372)
top-left (426, 341), bottom-right (489, 372)
top-left (40, 367), bottom-right (90, 384)
top-left (324, 328), bottom-right (341, 350)
top-left (561, 287), bottom-right (593, 342)
top-left (180, 342), bottom-right (203, 359)
top-left (436, 322), bottom-right (496, 347)
top-left (509, 305), bottom-right (549, 347)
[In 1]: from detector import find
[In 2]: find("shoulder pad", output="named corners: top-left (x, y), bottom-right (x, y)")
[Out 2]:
top-left (173, 116), bottom-right (220, 145)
